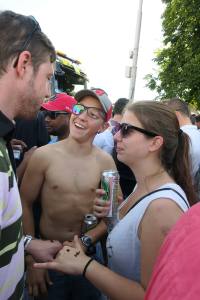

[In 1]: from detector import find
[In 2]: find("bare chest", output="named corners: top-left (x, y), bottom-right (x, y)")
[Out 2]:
top-left (45, 157), bottom-right (102, 194)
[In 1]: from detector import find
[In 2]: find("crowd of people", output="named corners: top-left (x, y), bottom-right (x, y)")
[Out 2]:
top-left (1, 9), bottom-right (200, 300)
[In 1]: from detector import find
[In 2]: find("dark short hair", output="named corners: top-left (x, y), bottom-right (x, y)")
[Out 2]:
top-left (196, 115), bottom-right (200, 122)
top-left (0, 10), bottom-right (56, 76)
top-left (164, 97), bottom-right (191, 117)
top-left (112, 98), bottom-right (129, 116)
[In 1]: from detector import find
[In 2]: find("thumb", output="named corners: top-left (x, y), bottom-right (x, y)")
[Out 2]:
top-left (34, 261), bottom-right (58, 271)
top-left (74, 235), bottom-right (83, 251)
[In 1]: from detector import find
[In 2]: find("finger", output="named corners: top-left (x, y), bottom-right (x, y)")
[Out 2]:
top-left (20, 140), bottom-right (28, 148)
top-left (117, 196), bottom-right (123, 204)
top-left (32, 285), bottom-right (39, 297)
top-left (39, 280), bottom-right (48, 295)
top-left (52, 240), bottom-right (63, 248)
top-left (28, 284), bottom-right (33, 296)
top-left (95, 188), bottom-right (106, 197)
top-left (34, 261), bottom-right (59, 271)
top-left (74, 235), bottom-right (83, 251)
top-left (63, 241), bottom-right (73, 247)
top-left (93, 204), bottom-right (105, 212)
top-left (94, 211), bottom-right (107, 218)
top-left (94, 205), bottom-right (110, 214)
top-left (45, 270), bottom-right (53, 286)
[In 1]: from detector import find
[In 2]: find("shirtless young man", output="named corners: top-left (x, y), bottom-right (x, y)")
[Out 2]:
top-left (20, 88), bottom-right (117, 299)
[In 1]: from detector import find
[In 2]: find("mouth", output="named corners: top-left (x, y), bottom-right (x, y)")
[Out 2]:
top-left (116, 147), bottom-right (124, 153)
top-left (74, 122), bottom-right (85, 129)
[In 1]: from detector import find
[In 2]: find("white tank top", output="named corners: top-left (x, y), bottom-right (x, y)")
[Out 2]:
top-left (107, 183), bottom-right (189, 282)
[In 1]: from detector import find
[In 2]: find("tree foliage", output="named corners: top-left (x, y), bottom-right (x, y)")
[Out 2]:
top-left (145, 0), bottom-right (200, 109)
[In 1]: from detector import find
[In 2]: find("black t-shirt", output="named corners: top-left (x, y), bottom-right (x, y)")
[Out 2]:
top-left (14, 111), bottom-right (50, 166)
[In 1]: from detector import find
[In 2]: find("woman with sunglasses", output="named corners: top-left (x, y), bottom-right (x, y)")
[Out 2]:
top-left (34, 101), bottom-right (197, 300)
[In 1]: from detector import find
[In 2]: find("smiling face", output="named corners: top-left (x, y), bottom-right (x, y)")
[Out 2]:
top-left (69, 96), bottom-right (106, 143)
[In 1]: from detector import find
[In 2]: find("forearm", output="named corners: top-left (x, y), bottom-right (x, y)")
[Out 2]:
top-left (85, 219), bottom-right (107, 243)
top-left (22, 203), bottom-right (35, 236)
top-left (16, 160), bottom-right (28, 186)
top-left (86, 260), bottom-right (145, 300)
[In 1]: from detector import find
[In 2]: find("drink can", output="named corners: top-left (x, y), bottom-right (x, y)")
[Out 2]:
top-left (82, 213), bottom-right (98, 233)
top-left (101, 170), bottom-right (119, 217)
top-left (13, 149), bottom-right (21, 160)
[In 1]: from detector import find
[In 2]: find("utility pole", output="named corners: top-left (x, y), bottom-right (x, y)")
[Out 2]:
top-left (129, 0), bottom-right (143, 102)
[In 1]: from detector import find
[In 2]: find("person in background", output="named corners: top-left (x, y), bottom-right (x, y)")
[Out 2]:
top-left (0, 10), bottom-right (62, 300)
top-left (195, 114), bottom-right (200, 129)
top-left (94, 97), bottom-right (136, 198)
top-left (41, 92), bottom-right (77, 143)
top-left (93, 98), bottom-right (130, 155)
top-left (12, 112), bottom-right (50, 184)
top-left (20, 88), bottom-right (117, 299)
top-left (111, 98), bottom-right (136, 198)
top-left (190, 113), bottom-right (196, 125)
top-left (34, 101), bottom-right (196, 300)
top-left (165, 98), bottom-right (200, 200)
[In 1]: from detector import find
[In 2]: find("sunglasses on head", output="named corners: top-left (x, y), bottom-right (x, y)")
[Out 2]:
top-left (114, 123), bottom-right (158, 138)
top-left (42, 111), bottom-right (69, 120)
top-left (72, 103), bottom-right (106, 120)
top-left (13, 16), bottom-right (41, 68)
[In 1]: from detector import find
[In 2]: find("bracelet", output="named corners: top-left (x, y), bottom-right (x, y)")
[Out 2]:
top-left (82, 258), bottom-right (94, 277)
top-left (24, 235), bottom-right (34, 250)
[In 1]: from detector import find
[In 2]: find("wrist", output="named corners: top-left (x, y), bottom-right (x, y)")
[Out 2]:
top-left (82, 258), bottom-right (94, 277)
top-left (80, 235), bottom-right (93, 249)
top-left (24, 236), bottom-right (37, 254)
top-left (25, 254), bottom-right (35, 266)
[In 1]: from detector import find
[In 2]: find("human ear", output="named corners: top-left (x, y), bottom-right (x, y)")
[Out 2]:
top-left (15, 51), bottom-right (32, 77)
top-left (149, 136), bottom-right (164, 152)
top-left (97, 122), bottom-right (109, 134)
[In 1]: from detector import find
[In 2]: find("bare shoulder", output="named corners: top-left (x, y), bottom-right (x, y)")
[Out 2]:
top-left (26, 144), bottom-right (55, 170)
top-left (93, 146), bottom-right (116, 170)
top-left (141, 198), bottom-right (184, 237)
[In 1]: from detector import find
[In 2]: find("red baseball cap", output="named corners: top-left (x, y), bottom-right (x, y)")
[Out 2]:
top-left (42, 93), bottom-right (77, 113)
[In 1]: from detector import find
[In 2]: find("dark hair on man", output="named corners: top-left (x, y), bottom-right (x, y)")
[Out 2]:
top-left (0, 10), bottom-right (56, 76)
top-left (164, 97), bottom-right (191, 117)
top-left (112, 98), bottom-right (129, 116)
top-left (127, 101), bottom-right (197, 205)
top-left (195, 115), bottom-right (200, 122)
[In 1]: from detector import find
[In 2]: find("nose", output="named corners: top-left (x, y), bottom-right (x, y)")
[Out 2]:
top-left (114, 130), bottom-right (122, 142)
top-left (45, 116), bottom-right (51, 122)
top-left (76, 110), bottom-right (88, 121)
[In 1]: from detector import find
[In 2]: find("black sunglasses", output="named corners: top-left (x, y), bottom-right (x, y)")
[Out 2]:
top-left (13, 16), bottom-right (41, 68)
top-left (42, 111), bottom-right (69, 120)
top-left (114, 123), bottom-right (158, 138)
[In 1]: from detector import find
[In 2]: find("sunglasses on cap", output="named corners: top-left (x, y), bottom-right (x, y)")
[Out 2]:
top-left (72, 104), bottom-right (106, 120)
top-left (13, 16), bottom-right (41, 68)
top-left (114, 123), bottom-right (158, 138)
top-left (42, 111), bottom-right (69, 120)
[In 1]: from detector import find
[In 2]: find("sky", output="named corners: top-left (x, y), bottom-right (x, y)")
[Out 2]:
top-left (1, 0), bottom-right (165, 103)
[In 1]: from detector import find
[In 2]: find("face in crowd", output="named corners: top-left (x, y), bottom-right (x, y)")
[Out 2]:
top-left (70, 96), bottom-right (107, 142)
top-left (43, 110), bottom-right (71, 137)
top-left (0, 11), bottom-right (56, 119)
